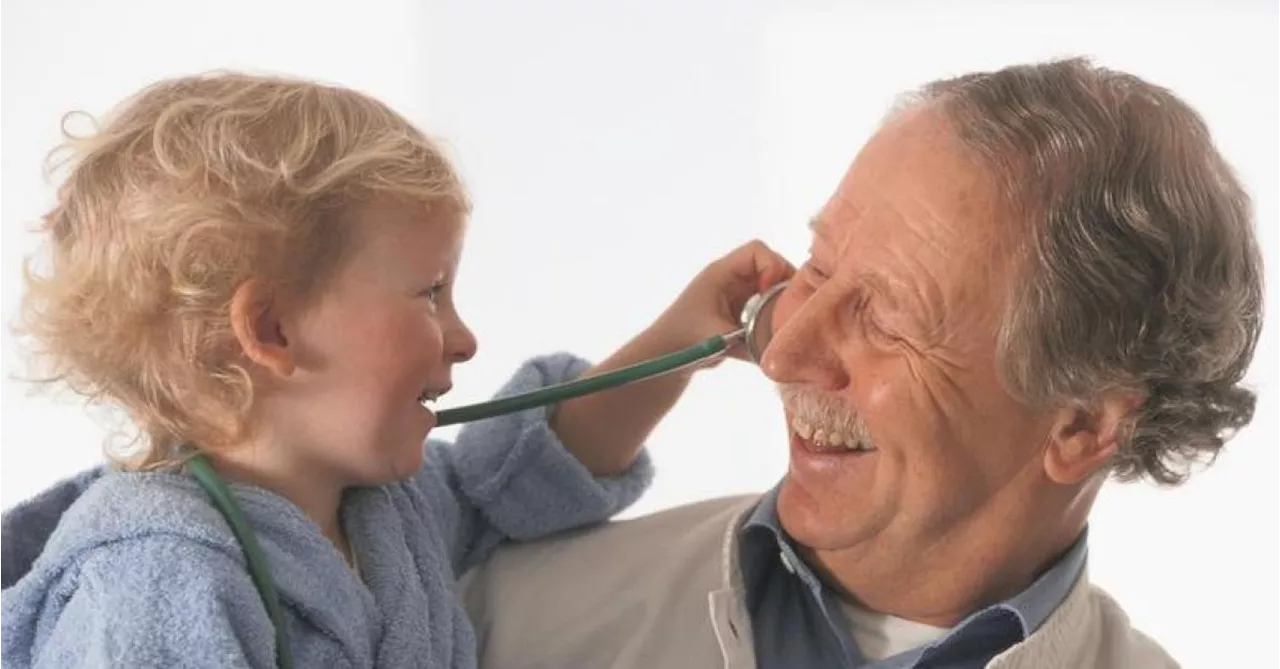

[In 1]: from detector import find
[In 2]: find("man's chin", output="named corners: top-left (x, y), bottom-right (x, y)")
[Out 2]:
top-left (777, 476), bottom-right (872, 551)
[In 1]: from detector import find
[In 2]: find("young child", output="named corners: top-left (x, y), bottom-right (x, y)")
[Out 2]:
top-left (0, 73), bottom-right (793, 668)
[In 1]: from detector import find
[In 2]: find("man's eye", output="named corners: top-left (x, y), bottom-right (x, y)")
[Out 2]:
top-left (863, 313), bottom-right (891, 339)
top-left (803, 262), bottom-right (830, 280)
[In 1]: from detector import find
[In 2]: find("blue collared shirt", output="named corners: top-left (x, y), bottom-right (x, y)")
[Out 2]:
top-left (740, 486), bottom-right (1087, 668)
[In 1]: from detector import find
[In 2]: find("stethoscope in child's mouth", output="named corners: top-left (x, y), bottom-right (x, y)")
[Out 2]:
top-left (186, 282), bottom-right (788, 669)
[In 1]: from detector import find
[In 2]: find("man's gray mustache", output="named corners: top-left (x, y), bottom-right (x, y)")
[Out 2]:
top-left (775, 383), bottom-right (872, 443)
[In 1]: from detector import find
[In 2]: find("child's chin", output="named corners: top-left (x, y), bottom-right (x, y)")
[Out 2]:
top-left (386, 452), bottom-right (426, 482)
top-left (359, 447), bottom-right (425, 485)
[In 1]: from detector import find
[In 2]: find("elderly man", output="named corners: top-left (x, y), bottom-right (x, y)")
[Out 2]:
top-left (458, 58), bottom-right (1262, 668)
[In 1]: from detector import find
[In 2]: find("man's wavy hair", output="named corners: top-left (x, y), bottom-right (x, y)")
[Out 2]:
top-left (899, 57), bottom-right (1263, 485)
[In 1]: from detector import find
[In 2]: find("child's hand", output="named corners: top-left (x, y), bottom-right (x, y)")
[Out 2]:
top-left (551, 240), bottom-right (794, 475)
top-left (648, 240), bottom-right (795, 366)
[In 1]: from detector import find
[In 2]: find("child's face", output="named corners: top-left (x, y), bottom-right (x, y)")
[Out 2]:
top-left (265, 199), bottom-right (476, 485)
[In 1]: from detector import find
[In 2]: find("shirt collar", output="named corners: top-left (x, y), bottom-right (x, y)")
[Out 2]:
top-left (740, 484), bottom-right (1088, 644)
top-left (997, 528), bottom-right (1088, 635)
top-left (741, 485), bottom-right (818, 593)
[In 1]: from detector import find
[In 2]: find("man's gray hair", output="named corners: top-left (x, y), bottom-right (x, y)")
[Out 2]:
top-left (902, 57), bottom-right (1263, 485)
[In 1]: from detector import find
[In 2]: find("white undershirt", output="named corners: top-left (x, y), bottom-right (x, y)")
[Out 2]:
top-left (837, 597), bottom-right (950, 662)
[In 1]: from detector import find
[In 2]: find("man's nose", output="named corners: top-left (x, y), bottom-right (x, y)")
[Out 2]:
top-left (759, 287), bottom-right (849, 391)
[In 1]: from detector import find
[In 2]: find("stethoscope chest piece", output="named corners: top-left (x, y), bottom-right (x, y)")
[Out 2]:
top-left (738, 280), bottom-right (786, 364)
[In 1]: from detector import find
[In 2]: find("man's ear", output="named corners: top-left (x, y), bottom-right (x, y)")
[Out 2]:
top-left (1043, 391), bottom-right (1145, 485)
top-left (229, 279), bottom-right (296, 378)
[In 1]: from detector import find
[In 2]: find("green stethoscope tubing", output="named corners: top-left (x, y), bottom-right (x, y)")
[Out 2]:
top-left (436, 281), bottom-right (786, 426)
top-left (187, 453), bottom-right (294, 669)
top-left (435, 330), bottom-right (734, 426)
top-left (187, 281), bottom-right (786, 668)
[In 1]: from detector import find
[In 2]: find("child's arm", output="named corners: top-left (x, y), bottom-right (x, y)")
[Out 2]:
top-left (547, 239), bottom-right (796, 475)
top-left (543, 326), bottom-right (702, 476)
top-left (408, 241), bottom-right (794, 572)
top-left (417, 353), bottom-right (652, 574)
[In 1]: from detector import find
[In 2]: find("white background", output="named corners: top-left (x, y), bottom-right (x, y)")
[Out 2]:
top-left (2, 1), bottom-right (1276, 666)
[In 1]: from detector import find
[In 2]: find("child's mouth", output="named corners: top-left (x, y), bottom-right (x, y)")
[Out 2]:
top-left (417, 386), bottom-right (450, 412)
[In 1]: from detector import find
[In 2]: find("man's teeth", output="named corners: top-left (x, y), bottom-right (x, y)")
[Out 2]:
top-left (791, 417), bottom-right (871, 451)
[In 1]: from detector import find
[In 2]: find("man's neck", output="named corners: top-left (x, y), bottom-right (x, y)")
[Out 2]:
top-left (805, 490), bottom-right (1088, 628)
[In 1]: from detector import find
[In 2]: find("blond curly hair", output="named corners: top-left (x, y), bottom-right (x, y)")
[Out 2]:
top-left (18, 72), bottom-right (470, 468)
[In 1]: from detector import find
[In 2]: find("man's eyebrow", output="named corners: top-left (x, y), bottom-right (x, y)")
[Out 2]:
top-left (808, 216), bottom-right (826, 236)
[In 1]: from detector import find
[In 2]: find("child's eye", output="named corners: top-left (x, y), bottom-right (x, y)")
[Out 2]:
top-left (419, 282), bottom-right (446, 303)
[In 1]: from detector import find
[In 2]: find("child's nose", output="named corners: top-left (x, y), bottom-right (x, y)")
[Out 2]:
top-left (447, 322), bottom-right (477, 364)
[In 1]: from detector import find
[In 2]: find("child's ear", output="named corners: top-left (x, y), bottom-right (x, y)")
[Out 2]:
top-left (1043, 391), bottom-right (1145, 485)
top-left (229, 279), bottom-right (296, 378)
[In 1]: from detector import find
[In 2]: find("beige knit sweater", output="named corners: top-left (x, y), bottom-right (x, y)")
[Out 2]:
top-left (461, 495), bottom-right (1180, 669)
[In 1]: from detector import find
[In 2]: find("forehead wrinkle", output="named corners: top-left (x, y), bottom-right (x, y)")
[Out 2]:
top-left (874, 178), bottom-right (1000, 299)
top-left (821, 203), bottom-right (953, 345)
top-left (818, 163), bottom-right (998, 346)
top-left (901, 195), bottom-right (963, 251)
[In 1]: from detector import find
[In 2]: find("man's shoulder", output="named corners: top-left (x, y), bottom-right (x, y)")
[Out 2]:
top-left (477, 493), bottom-right (757, 569)
top-left (1011, 575), bottom-right (1180, 669)
top-left (1083, 584), bottom-right (1181, 668)
top-left (459, 494), bottom-right (758, 610)
top-left (459, 495), bottom-right (759, 667)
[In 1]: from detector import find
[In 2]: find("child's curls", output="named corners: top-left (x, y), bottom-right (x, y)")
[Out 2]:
top-left (17, 72), bottom-right (469, 468)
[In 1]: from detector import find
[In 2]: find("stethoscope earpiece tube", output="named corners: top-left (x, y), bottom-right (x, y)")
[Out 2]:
top-left (188, 454), bottom-right (294, 669)
top-left (435, 333), bottom-right (732, 426)
top-left (434, 281), bottom-right (788, 427)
